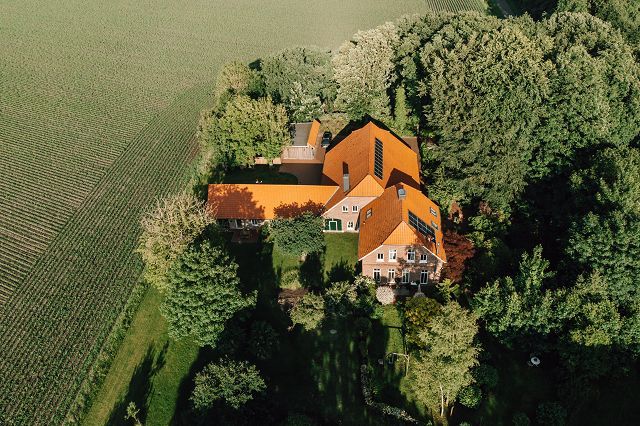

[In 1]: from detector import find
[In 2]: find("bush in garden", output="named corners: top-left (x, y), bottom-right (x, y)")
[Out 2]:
top-left (404, 296), bottom-right (441, 347)
top-left (536, 402), bottom-right (567, 426)
top-left (474, 364), bottom-right (499, 389)
top-left (248, 321), bottom-right (279, 360)
top-left (290, 292), bottom-right (325, 331)
top-left (324, 281), bottom-right (357, 317)
top-left (458, 385), bottom-right (482, 408)
top-left (512, 412), bottom-right (531, 426)
top-left (191, 359), bottom-right (265, 410)
top-left (280, 269), bottom-right (302, 290)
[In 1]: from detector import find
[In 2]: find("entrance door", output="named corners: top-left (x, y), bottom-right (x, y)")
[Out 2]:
top-left (326, 219), bottom-right (342, 231)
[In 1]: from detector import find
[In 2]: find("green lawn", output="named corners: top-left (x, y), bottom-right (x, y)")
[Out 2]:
top-left (84, 233), bottom-right (372, 424)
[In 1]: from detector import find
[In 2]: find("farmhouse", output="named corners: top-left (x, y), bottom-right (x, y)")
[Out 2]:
top-left (208, 119), bottom-right (446, 285)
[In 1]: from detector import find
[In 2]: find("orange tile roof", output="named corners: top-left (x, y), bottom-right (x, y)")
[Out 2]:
top-left (307, 119), bottom-right (320, 147)
top-left (358, 183), bottom-right (446, 262)
top-left (208, 184), bottom-right (338, 220)
top-left (322, 121), bottom-right (420, 210)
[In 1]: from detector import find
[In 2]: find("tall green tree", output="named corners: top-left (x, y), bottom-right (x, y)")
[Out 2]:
top-left (332, 22), bottom-right (398, 120)
top-left (260, 46), bottom-right (335, 107)
top-left (138, 193), bottom-right (214, 293)
top-left (567, 147), bottom-right (640, 305)
top-left (473, 246), bottom-right (565, 346)
top-left (191, 359), bottom-right (266, 410)
top-left (199, 95), bottom-right (289, 167)
top-left (556, 0), bottom-right (640, 47)
top-left (290, 292), bottom-right (325, 331)
top-left (161, 241), bottom-right (256, 347)
top-left (409, 301), bottom-right (480, 417)
top-left (420, 17), bottom-right (550, 212)
top-left (214, 61), bottom-right (261, 108)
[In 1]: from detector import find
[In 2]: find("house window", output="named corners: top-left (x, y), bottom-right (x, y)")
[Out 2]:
top-left (388, 269), bottom-right (396, 282)
top-left (347, 221), bottom-right (354, 230)
top-left (250, 219), bottom-right (261, 226)
top-left (431, 220), bottom-right (439, 230)
top-left (377, 253), bottom-right (384, 262)
top-left (420, 253), bottom-right (428, 263)
top-left (373, 269), bottom-right (381, 282)
top-left (407, 249), bottom-right (415, 262)
top-left (420, 270), bottom-right (428, 284)
top-left (402, 269), bottom-right (410, 283)
top-left (352, 205), bottom-right (359, 212)
top-left (342, 205), bottom-right (348, 213)
top-left (430, 207), bottom-right (438, 217)
top-left (388, 250), bottom-right (397, 261)
top-left (366, 208), bottom-right (372, 219)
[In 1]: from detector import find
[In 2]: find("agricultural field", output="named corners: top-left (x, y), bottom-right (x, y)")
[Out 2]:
top-left (0, 0), bottom-right (488, 424)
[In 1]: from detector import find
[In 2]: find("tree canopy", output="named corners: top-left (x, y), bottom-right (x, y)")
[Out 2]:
top-left (269, 212), bottom-right (325, 257)
top-left (138, 193), bottom-right (214, 293)
top-left (198, 95), bottom-right (289, 167)
top-left (161, 241), bottom-right (255, 347)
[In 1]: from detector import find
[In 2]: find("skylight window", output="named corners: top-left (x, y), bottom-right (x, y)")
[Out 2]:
top-left (374, 138), bottom-right (383, 179)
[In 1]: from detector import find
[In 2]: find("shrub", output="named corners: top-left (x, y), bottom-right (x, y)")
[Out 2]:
top-left (512, 411), bottom-right (531, 426)
top-left (474, 364), bottom-right (499, 389)
top-left (324, 281), bottom-right (357, 317)
top-left (404, 296), bottom-right (441, 347)
top-left (191, 359), bottom-right (266, 410)
top-left (290, 292), bottom-right (325, 331)
top-left (269, 212), bottom-right (325, 257)
top-left (280, 269), bottom-right (302, 290)
top-left (458, 385), bottom-right (482, 408)
top-left (537, 402), bottom-right (567, 426)
top-left (248, 321), bottom-right (279, 360)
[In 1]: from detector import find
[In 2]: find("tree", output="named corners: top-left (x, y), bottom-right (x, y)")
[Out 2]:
top-left (288, 81), bottom-right (323, 122)
top-left (138, 193), bottom-right (214, 293)
top-left (409, 301), bottom-right (480, 417)
top-left (191, 359), bottom-right (266, 410)
top-left (536, 402), bottom-right (567, 426)
top-left (269, 212), bottom-right (325, 257)
top-left (290, 292), bottom-right (325, 331)
top-left (420, 16), bottom-right (550, 212)
top-left (404, 296), bottom-right (441, 348)
top-left (198, 95), bottom-right (289, 167)
top-left (567, 147), bottom-right (640, 305)
top-left (472, 246), bottom-right (565, 347)
top-left (214, 61), bottom-right (261, 107)
top-left (556, 0), bottom-right (640, 47)
top-left (161, 241), bottom-right (255, 347)
top-left (248, 321), bottom-right (279, 360)
top-left (260, 46), bottom-right (335, 107)
top-left (332, 22), bottom-right (398, 120)
top-left (392, 85), bottom-right (412, 135)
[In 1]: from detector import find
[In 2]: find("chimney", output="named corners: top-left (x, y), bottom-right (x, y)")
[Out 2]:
top-left (397, 187), bottom-right (406, 200)
top-left (343, 173), bottom-right (350, 192)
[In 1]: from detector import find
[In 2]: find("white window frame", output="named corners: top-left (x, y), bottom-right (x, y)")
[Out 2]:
top-left (347, 221), bottom-right (354, 230)
top-left (388, 250), bottom-right (397, 262)
top-left (402, 269), bottom-right (410, 284)
top-left (373, 269), bottom-right (381, 282)
top-left (431, 220), bottom-right (439, 230)
top-left (420, 253), bottom-right (428, 263)
top-left (388, 269), bottom-right (396, 282)
top-left (366, 208), bottom-right (372, 218)
top-left (376, 253), bottom-right (384, 262)
top-left (430, 207), bottom-right (438, 217)
top-left (352, 205), bottom-right (359, 212)
top-left (420, 270), bottom-right (428, 284)
top-left (342, 205), bottom-right (349, 213)
top-left (250, 219), bottom-right (261, 226)
top-left (407, 249), bottom-right (415, 263)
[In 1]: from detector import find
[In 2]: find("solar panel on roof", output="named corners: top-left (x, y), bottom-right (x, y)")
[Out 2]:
top-left (374, 138), bottom-right (383, 179)
top-left (408, 210), bottom-right (436, 240)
